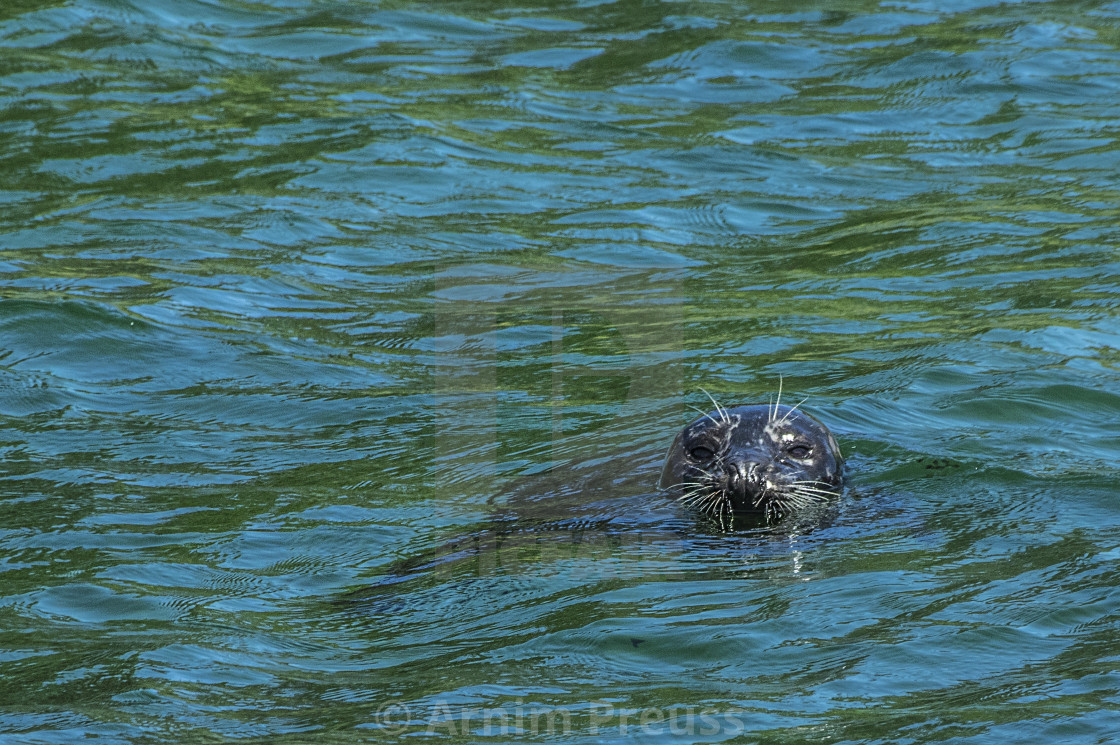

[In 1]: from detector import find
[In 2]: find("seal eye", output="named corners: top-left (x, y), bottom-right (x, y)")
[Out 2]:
top-left (689, 446), bottom-right (715, 461)
top-left (787, 444), bottom-right (812, 459)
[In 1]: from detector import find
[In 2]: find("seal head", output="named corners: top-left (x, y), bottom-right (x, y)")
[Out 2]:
top-left (660, 403), bottom-right (843, 524)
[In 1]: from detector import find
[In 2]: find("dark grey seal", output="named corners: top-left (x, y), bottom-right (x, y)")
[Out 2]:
top-left (340, 396), bottom-right (848, 611)
top-left (659, 397), bottom-right (844, 526)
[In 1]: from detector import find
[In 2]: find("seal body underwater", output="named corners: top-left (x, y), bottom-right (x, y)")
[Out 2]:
top-left (659, 401), bottom-right (844, 524)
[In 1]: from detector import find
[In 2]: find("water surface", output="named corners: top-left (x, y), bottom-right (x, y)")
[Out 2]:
top-left (2, 0), bottom-right (1120, 742)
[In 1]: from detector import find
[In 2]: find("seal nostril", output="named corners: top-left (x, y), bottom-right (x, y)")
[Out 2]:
top-left (726, 459), bottom-right (764, 498)
top-left (747, 463), bottom-right (765, 493)
top-left (726, 464), bottom-right (742, 492)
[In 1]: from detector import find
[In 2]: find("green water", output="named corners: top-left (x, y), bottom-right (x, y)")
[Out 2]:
top-left (2, 0), bottom-right (1120, 742)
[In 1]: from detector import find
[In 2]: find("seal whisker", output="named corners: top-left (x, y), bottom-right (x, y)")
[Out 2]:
top-left (696, 493), bottom-right (721, 516)
top-left (787, 480), bottom-right (839, 492)
top-left (798, 490), bottom-right (832, 504)
top-left (772, 375), bottom-right (783, 422)
top-left (791, 493), bottom-right (831, 503)
top-left (707, 491), bottom-right (728, 516)
top-left (787, 491), bottom-right (833, 501)
top-left (679, 487), bottom-right (717, 505)
top-left (674, 487), bottom-right (712, 498)
top-left (777, 397), bottom-right (809, 426)
top-left (680, 494), bottom-right (711, 508)
top-left (787, 492), bottom-right (823, 507)
top-left (786, 490), bottom-right (827, 503)
top-left (789, 488), bottom-right (829, 501)
top-left (686, 404), bottom-right (722, 427)
top-left (700, 388), bottom-right (730, 424)
top-left (671, 487), bottom-right (719, 504)
top-left (712, 495), bottom-right (730, 530)
top-left (787, 484), bottom-right (835, 495)
top-left (786, 486), bottom-right (837, 498)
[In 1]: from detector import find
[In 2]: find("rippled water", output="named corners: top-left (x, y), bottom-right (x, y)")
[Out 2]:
top-left (3, 0), bottom-right (1120, 742)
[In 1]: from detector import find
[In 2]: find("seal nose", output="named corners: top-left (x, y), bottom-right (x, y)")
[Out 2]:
top-left (726, 455), bottom-right (765, 501)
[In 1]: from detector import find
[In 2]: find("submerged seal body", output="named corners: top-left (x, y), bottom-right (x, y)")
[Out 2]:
top-left (659, 402), bottom-right (843, 524)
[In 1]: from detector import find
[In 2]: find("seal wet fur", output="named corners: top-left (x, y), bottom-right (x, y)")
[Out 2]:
top-left (659, 392), bottom-right (844, 527)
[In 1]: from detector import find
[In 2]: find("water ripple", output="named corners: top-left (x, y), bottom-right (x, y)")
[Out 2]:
top-left (2, 0), bottom-right (1120, 741)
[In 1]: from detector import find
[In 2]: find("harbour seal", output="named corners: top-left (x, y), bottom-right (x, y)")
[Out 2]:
top-left (659, 397), bottom-right (843, 526)
top-left (342, 398), bottom-right (844, 608)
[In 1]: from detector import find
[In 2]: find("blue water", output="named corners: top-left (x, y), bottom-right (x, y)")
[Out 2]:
top-left (2, 0), bottom-right (1120, 742)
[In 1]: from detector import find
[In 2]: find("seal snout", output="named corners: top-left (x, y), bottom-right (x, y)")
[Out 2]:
top-left (724, 451), bottom-right (768, 504)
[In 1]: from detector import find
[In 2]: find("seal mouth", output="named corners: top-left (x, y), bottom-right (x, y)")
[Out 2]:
top-left (674, 472), bottom-right (840, 528)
